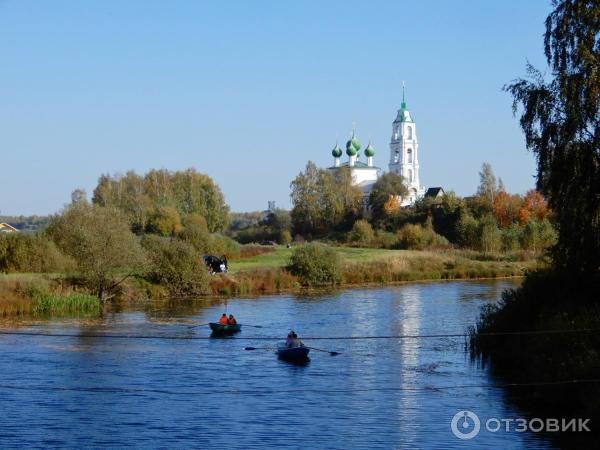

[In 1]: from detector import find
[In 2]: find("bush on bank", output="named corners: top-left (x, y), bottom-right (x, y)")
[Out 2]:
top-left (287, 243), bottom-right (341, 286)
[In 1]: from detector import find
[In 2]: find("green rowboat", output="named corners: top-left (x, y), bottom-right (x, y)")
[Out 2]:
top-left (209, 322), bottom-right (241, 335)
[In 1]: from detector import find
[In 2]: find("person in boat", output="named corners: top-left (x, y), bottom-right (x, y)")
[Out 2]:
top-left (219, 313), bottom-right (228, 325)
top-left (227, 314), bottom-right (237, 325)
top-left (292, 331), bottom-right (304, 347)
top-left (286, 331), bottom-right (304, 348)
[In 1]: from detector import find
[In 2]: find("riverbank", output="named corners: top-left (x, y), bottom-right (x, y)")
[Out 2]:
top-left (470, 270), bottom-right (600, 447)
top-left (0, 246), bottom-right (543, 317)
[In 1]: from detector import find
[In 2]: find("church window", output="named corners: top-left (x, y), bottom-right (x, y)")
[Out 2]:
top-left (407, 148), bottom-right (413, 164)
top-left (407, 126), bottom-right (413, 139)
top-left (394, 150), bottom-right (400, 163)
top-left (408, 169), bottom-right (413, 183)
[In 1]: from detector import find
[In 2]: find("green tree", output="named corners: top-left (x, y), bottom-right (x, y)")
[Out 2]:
top-left (505, 0), bottom-right (600, 274)
top-left (477, 215), bottom-right (502, 253)
top-left (47, 204), bottom-right (147, 302)
top-left (368, 172), bottom-right (409, 229)
top-left (521, 218), bottom-right (557, 253)
top-left (455, 212), bottom-right (479, 248)
top-left (290, 162), bottom-right (362, 236)
top-left (93, 169), bottom-right (229, 233)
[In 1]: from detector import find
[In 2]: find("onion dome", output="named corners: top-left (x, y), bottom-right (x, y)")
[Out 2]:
top-left (364, 142), bottom-right (375, 157)
top-left (346, 139), bottom-right (357, 156)
top-left (331, 143), bottom-right (342, 158)
top-left (346, 132), bottom-right (361, 156)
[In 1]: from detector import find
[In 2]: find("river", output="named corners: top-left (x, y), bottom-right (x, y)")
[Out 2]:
top-left (0, 280), bottom-right (558, 449)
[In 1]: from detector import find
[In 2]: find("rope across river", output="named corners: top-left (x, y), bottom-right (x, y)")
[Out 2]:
top-left (1, 328), bottom-right (600, 341)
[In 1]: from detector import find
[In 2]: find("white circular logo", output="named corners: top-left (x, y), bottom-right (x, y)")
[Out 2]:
top-left (451, 410), bottom-right (481, 440)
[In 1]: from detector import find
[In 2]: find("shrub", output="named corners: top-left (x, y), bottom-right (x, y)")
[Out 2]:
top-left (287, 243), bottom-right (341, 286)
top-left (178, 222), bottom-right (211, 253)
top-left (396, 223), bottom-right (427, 249)
top-left (396, 223), bottom-right (451, 250)
top-left (142, 235), bottom-right (210, 296)
top-left (208, 233), bottom-right (241, 258)
top-left (279, 230), bottom-right (293, 245)
top-left (0, 234), bottom-right (72, 273)
top-left (347, 220), bottom-right (375, 246)
top-left (373, 230), bottom-right (398, 249)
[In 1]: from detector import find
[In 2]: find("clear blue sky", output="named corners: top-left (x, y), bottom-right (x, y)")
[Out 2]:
top-left (0, 0), bottom-right (551, 215)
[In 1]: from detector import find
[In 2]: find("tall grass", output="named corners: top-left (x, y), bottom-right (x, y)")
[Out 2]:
top-left (0, 275), bottom-right (100, 317)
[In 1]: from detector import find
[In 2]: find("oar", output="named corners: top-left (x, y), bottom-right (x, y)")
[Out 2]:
top-left (239, 324), bottom-right (263, 328)
top-left (244, 346), bottom-right (273, 351)
top-left (305, 346), bottom-right (341, 356)
top-left (187, 322), bottom-right (210, 329)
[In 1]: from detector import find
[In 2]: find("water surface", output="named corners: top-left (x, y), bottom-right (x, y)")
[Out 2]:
top-left (0, 280), bottom-right (557, 449)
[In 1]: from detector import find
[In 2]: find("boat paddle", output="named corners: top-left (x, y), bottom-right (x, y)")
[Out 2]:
top-left (239, 324), bottom-right (263, 328)
top-left (305, 346), bottom-right (341, 356)
top-left (244, 346), bottom-right (273, 351)
top-left (187, 323), bottom-right (210, 329)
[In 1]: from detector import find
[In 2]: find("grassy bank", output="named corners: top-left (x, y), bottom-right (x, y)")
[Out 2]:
top-left (0, 274), bottom-right (101, 318)
top-left (211, 246), bottom-right (541, 296)
top-left (0, 246), bottom-right (542, 316)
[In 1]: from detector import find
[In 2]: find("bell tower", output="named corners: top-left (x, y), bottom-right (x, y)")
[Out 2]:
top-left (388, 84), bottom-right (424, 204)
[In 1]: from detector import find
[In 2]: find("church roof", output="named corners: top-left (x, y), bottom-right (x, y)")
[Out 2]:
top-left (395, 102), bottom-right (413, 123)
top-left (424, 187), bottom-right (445, 198)
top-left (328, 161), bottom-right (381, 170)
top-left (395, 84), bottom-right (413, 122)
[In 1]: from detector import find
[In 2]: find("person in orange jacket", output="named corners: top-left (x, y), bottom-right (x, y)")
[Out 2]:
top-left (219, 313), bottom-right (228, 325)
top-left (227, 314), bottom-right (237, 325)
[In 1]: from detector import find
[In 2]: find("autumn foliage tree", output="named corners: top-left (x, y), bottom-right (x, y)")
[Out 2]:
top-left (492, 191), bottom-right (523, 228)
top-left (518, 190), bottom-right (549, 225)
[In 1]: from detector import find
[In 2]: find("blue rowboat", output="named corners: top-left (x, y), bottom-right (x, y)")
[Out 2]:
top-left (209, 322), bottom-right (241, 335)
top-left (277, 343), bottom-right (310, 361)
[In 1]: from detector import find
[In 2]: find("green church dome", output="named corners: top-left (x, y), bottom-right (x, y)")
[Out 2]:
top-left (331, 143), bottom-right (342, 158)
top-left (346, 138), bottom-right (357, 156)
top-left (346, 131), bottom-right (361, 155)
top-left (364, 143), bottom-right (375, 157)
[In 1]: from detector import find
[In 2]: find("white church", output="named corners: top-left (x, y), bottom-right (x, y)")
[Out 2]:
top-left (328, 89), bottom-right (426, 206)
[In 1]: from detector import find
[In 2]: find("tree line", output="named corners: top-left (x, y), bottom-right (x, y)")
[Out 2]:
top-left (1, 168), bottom-right (237, 302)
top-left (284, 160), bottom-right (555, 254)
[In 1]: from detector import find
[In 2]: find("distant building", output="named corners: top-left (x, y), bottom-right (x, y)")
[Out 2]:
top-left (388, 86), bottom-right (425, 205)
top-left (424, 187), bottom-right (445, 200)
top-left (326, 85), bottom-right (428, 205)
top-left (0, 223), bottom-right (18, 233)
top-left (328, 132), bottom-right (382, 197)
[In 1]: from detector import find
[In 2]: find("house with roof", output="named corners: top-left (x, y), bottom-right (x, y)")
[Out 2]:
top-left (0, 223), bottom-right (18, 233)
